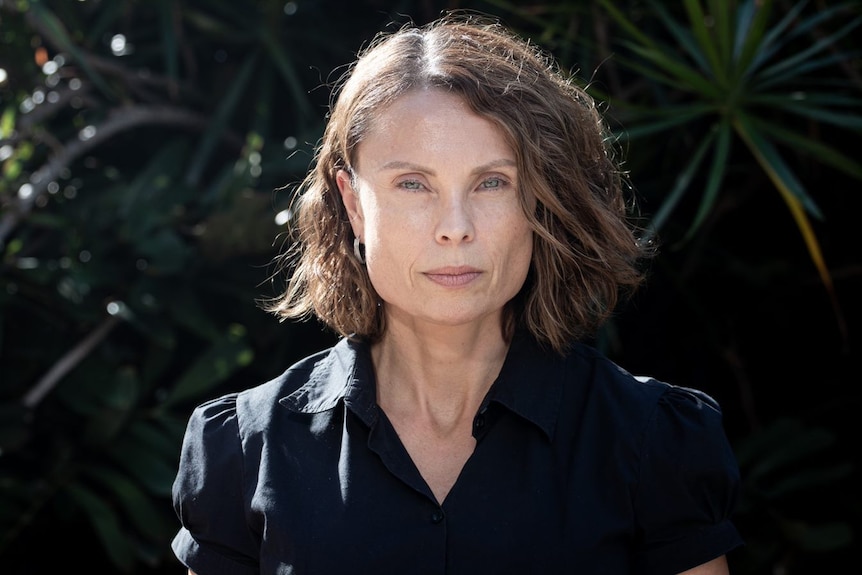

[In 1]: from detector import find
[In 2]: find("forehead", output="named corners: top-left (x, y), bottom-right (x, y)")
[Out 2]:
top-left (354, 89), bottom-right (515, 169)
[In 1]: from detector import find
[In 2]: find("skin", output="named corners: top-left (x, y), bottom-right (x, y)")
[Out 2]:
top-left (337, 88), bottom-right (532, 505)
top-left (187, 88), bottom-right (730, 575)
top-left (341, 89), bottom-right (533, 340)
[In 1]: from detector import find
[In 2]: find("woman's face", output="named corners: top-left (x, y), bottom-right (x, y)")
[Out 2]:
top-left (337, 89), bottom-right (533, 333)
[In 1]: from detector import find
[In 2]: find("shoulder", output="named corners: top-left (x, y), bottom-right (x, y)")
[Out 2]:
top-left (568, 342), bottom-right (719, 405)
top-left (561, 343), bottom-right (664, 407)
top-left (563, 344), bottom-right (737, 477)
top-left (555, 342), bottom-right (728, 443)
top-left (184, 341), bottom-right (349, 440)
top-left (236, 346), bottom-right (334, 410)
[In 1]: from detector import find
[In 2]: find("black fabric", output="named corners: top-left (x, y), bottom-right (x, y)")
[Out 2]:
top-left (171, 334), bottom-right (743, 574)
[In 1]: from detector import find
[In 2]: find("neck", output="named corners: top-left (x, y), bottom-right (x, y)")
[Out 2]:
top-left (371, 317), bottom-right (509, 434)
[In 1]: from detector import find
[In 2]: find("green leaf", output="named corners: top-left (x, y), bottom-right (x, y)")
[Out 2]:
top-left (645, 127), bottom-right (716, 240)
top-left (138, 342), bottom-right (175, 394)
top-left (105, 435), bottom-right (178, 497)
top-left (182, 5), bottom-right (250, 37)
top-left (126, 418), bottom-right (181, 460)
top-left (150, 412), bottom-right (190, 445)
top-left (82, 366), bottom-right (139, 445)
top-left (0, 402), bottom-right (32, 454)
top-left (158, 0), bottom-right (180, 88)
top-left (122, 307), bottom-right (177, 349)
top-left (601, 52), bottom-right (695, 94)
top-left (64, 483), bottom-right (135, 572)
top-left (83, 0), bottom-right (127, 47)
top-left (733, 0), bottom-right (775, 81)
top-left (755, 50), bottom-right (862, 91)
top-left (777, 102), bottom-right (862, 131)
top-left (681, 119), bottom-right (731, 243)
top-left (136, 228), bottom-right (193, 275)
top-left (745, 0), bottom-right (805, 74)
top-left (681, 0), bottom-right (724, 82)
top-left (794, 522), bottom-right (855, 553)
top-left (166, 285), bottom-right (222, 339)
top-left (750, 117), bottom-right (862, 179)
top-left (624, 42), bottom-right (722, 98)
top-left (599, 0), bottom-right (658, 49)
top-left (733, 113), bottom-right (822, 218)
top-left (768, 462), bottom-right (854, 499)
top-left (185, 51), bottom-right (259, 187)
top-left (779, 2), bottom-right (858, 46)
top-left (260, 29), bottom-right (314, 121)
top-left (28, 1), bottom-right (115, 99)
top-left (739, 419), bottom-right (835, 481)
top-left (706, 0), bottom-right (732, 66)
top-left (251, 67), bottom-right (275, 144)
top-left (612, 104), bottom-right (714, 141)
top-left (160, 324), bottom-right (254, 408)
top-left (120, 140), bottom-right (189, 240)
top-left (83, 464), bottom-right (174, 542)
top-left (0, 106), bottom-right (15, 138)
top-left (757, 14), bottom-right (862, 84)
top-left (746, 91), bottom-right (862, 108)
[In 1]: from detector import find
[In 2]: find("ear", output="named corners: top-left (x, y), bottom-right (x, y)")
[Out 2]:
top-left (336, 169), bottom-right (365, 239)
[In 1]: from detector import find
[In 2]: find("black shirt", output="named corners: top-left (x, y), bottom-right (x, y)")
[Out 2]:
top-left (171, 334), bottom-right (743, 574)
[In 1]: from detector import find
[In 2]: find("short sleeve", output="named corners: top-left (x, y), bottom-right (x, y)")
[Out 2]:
top-left (171, 394), bottom-right (259, 575)
top-left (634, 385), bottom-right (744, 574)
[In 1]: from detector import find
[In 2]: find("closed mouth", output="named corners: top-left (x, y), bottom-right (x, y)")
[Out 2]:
top-left (423, 267), bottom-right (482, 287)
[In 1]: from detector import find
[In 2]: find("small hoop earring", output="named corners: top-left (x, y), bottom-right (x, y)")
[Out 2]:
top-left (353, 237), bottom-right (366, 264)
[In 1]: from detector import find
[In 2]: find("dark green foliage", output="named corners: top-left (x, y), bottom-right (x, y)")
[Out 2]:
top-left (0, 0), bottom-right (858, 573)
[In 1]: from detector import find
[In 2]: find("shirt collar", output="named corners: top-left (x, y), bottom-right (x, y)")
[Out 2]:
top-left (482, 332), bottom-right (564, 441)
top-left (279, 333), bottom-right (564, 440)
top-left (279, 337), bottom-right (379, 427)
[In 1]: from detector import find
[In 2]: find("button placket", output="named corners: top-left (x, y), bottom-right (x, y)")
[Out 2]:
top-left (430, 508), bottom-right (445, 524)
top-left (472, 406), bottom-right (488, 437)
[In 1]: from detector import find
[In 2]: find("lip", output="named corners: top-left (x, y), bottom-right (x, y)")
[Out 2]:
top-left (423, 266), bottom-right (482, 287)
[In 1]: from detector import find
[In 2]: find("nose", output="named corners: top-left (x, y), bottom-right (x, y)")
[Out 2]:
top-left (435, 194), bottom-right (474, 244)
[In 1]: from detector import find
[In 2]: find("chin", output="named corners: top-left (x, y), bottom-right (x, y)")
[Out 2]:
top-left (425, 308), bottom-right (503, 329)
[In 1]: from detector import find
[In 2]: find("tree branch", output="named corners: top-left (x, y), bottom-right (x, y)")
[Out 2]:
top-left (0, 104), bottom-right (236, 247)
top-left (22, 315), bottom-right (122, 408)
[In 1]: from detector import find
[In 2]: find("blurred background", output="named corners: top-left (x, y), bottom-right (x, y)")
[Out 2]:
top-left (0, 0), bottom-right (859, 573)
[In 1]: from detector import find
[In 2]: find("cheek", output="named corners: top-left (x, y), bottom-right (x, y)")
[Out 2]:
top-left (512, 233), bottom-right (534, 278)
top-left (363, 202), bottom-right (423, 248)
top-left (503, 218), bottom-right (534, 281)
top-left (362, 210), bottom-right (416, 277)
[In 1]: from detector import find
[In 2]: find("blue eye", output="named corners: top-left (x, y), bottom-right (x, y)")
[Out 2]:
top-left (399, 180), bottom-right (423, 190)
top-left (481, 178), bottom-right (503, 189)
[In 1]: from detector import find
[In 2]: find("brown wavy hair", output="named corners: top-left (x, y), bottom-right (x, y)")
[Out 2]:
top-left (264, 13), bottom-right (654, 354)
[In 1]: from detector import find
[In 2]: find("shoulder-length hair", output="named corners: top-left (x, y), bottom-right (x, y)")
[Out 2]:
top-left (265, 13), bottom-right (654, 354)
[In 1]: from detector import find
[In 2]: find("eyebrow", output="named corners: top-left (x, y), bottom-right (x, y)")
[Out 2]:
top-left (378, 158), bottom-right (517, 176)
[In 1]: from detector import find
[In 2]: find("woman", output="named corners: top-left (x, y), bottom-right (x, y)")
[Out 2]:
top-left (171, 14), bottom-right (743, 575)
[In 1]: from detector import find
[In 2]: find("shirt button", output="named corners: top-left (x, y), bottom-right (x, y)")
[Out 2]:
top-left (430, 509), bottom-right (445, 524)
top-left (473, 415), bottom-right (485, 431)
